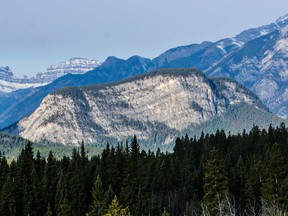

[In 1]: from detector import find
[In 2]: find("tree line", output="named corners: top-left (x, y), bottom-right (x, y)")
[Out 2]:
top-left (0, 123), bottom-right (288, 215)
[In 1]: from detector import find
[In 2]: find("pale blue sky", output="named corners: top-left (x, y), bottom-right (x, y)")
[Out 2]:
top-left (0, 0), bottom-right (288, 77)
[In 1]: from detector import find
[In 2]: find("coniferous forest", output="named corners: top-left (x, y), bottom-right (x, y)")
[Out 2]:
top-left (0, 124), bottom-right (288, 216)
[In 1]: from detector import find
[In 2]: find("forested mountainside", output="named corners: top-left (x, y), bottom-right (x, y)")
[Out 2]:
top-left (0, 132), bottom-right (28, 157)
top-left (0, 124), bottom-right (288, 215)
top-left (11, 68), bottom-right (282, 147)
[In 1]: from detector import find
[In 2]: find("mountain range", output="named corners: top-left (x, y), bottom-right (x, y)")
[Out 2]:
top-left (0, 57), bottom-right (101, 93)
top-left (1, 14), bottom-right (288, 146)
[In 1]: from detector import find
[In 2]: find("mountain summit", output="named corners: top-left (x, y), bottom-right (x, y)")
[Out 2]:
top-left (206, 19), bottom-right (288, 117)
top-left (34, 57), bottom-right (101, 83)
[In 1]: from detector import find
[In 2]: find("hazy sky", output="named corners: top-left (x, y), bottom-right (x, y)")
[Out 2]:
top-left (1, 0), bottom-right (288, 77)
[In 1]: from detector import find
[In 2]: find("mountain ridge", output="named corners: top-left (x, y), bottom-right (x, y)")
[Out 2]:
top-left (12, 68), bottom-right (279, 146)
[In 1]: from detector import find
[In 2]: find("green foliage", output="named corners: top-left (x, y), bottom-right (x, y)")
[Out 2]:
top-left (262, 143), bottom-right (288, 209)
top-left (161, 208), bottom-right (170, 216)
top-left (203, 148), bottom-right (229, 215)
top-left (0, 123), bottom-right (288, 215)
top-left (89, 175), bottom-right (106, 216)
top-left (57, 198), bottom-right (71, 216)
top-left (104, 195), bottom-right (129, 216)
top-left (45, 203), bottom-right (53, 216)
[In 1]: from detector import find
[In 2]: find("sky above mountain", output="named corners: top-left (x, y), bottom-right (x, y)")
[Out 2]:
top-left (1, 0), bottom-right (288, 77)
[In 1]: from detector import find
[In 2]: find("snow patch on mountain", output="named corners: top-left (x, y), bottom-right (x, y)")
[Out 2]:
top-left (276, 14), bottom-right (288, 26)
top-left (0, 67), bottom-right (14, 82)
top-left (0, 80), bottom-right (47, 93)
top-left (34, 57), bottom-right (101, 82)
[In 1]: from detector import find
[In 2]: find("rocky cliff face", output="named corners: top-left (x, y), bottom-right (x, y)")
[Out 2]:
top-left (0, 58), bottom-right (101, 93)
top-left (0, 67), bottom-right (14, 81)
top-left (0, 56), bottom-right (151, 129)
top-left (0, 67), bottom-right (47, 93)
top-left (34, 57), bottom-right (101, 82)
top-left (207, 25), bottom-right (288, 117)
top-left (16, 68), bottom-right (270, 146)
top-left (146, 14), bottom-right (288, 118)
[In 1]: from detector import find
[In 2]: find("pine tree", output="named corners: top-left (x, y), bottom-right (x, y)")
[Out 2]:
top-left (17, 141), bottom-right (36, 216)
top-left (262, 143), bottom-right (288, 210)
top-left (121, 135), bottom-right (141, 211)
top-left (0, 155), bottom-right (9, 190)
top-left (57, 198), bottom-right (71, 216)
top-left (55, 170), bottom-right (69, 214)
top-left (80, 140), bottom-right (88, 164)
top-left (43, 151), bottom-right (58, 214)
top-left (0, 176), bottom-right (17, 216)
top-left (89, 175), bottom-right (106, 216)
top-left (203, 148), bottom-right (229, 215)
top-left (230, 156), bottom-right (246, 213)
top-left (244, 159), bottom-right (263, 215)
top-left (104, 195), bottom-right (129, 216)
top-left (104, 184), bottom-right (115, 210)
top-left (161, 208), bottom-right (170, 216)
top-left (45, 203), bottom-right (53, 216)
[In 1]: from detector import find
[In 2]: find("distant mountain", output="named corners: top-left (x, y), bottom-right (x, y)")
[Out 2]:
top-left (0, 66), bottom-right (47, 93)
top-left (33, 57), bottom-right (101, 83)
top-left (0, 67), bottom-right (14, 81)
top-left (151, 14), bottom-right (288, 117)
top-left (151, 14), bottom-right (288, 71)
top-left (207, 22), bottom-right (288, 117)
top-left (10, 68), bottom-right (282, 147)
top-left (0, 57), bottom-right (101, 93)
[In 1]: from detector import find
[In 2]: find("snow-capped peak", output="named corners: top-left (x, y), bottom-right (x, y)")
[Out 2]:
top-left (275, 14), bottom-right (288, 28)
top-left (0, 66), bottom-right (14, 81)
top-left (35, 57), bottom-right (102, 82)
top-left (276, 14), bottom-right (288, 24)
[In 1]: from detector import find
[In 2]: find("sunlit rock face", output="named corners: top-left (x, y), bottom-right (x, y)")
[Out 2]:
top-left (17, 68), bottom-right (265, 146)
top-left (207, 25), bottom-right (288, 118)
top-left (34, 57), bottom-right (101, 82)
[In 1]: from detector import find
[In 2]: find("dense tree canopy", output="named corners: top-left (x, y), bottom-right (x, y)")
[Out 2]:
top-left (0, 124), bottom-right (288, 215)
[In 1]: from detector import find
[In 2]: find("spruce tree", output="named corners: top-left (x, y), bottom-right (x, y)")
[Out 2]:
top-left (161, 208), bottom-right (170, 216)
top-left (244, 159), bottom-right (263, 215)
top-left (121, 135), bottom-right (140, 211)
top-left (43, 151), bottom-right (58, 214)
top-left (0, 176), bottom-right (17, 216)
top-left (203, 148), bottom-right (229, 215)
top-left (262, 143), bottom-right (288, 210)
top-left (104, 195), bottom-right (129, 216)
top-left (89, 175), bottom-right (106, 216)
top-left (57, 198), bottom-right (71, 216)
top-left (45, 203), bottom-right (53, 216)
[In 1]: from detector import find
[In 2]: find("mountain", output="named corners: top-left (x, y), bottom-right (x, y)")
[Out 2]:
top-left (151, 14), bottom-right (288, 71)
top-left (0, 57), bottom-right (101, 93)
top-left (207, 22), bottom-right (288, 117)
top-left (0, 67), bottom-right (14, 81)
top-left (0, 56), bottom-right (150, 129)
top-left (11, 68), bottom-right (282, 147)
top-left (0, 67), bottom-right (46, 93)
top-left (151, 14), bottom-right (288, 117)
top-left (33, 57), bottom-right (101, 83)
